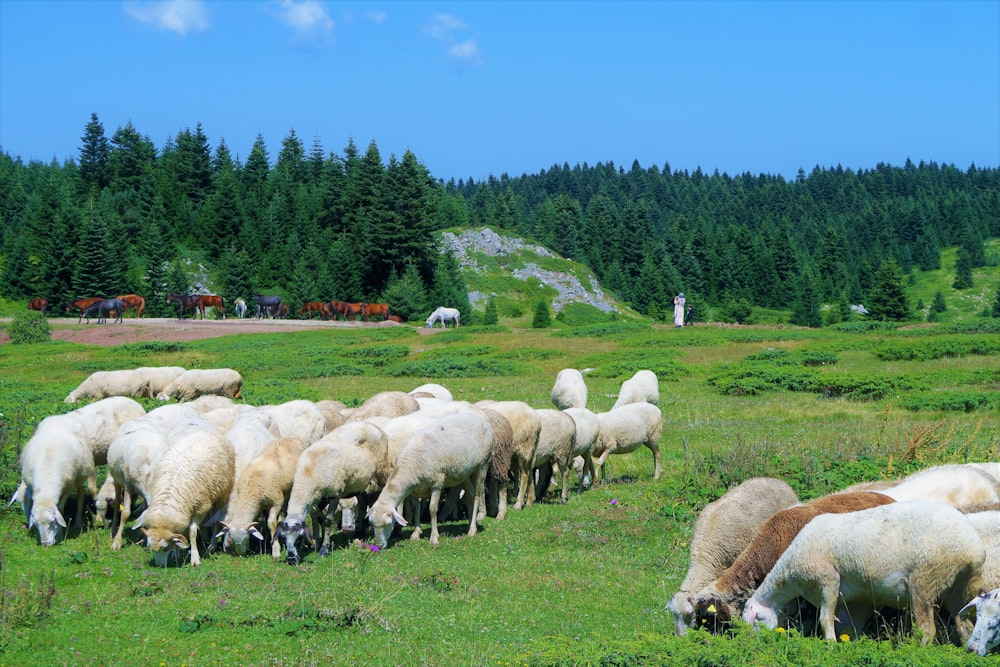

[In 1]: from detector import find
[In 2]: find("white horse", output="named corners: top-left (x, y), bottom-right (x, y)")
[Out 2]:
top-left (234, 298), bottom-right (247, 319)
top-left (426, 307), bottom-right (461, 328)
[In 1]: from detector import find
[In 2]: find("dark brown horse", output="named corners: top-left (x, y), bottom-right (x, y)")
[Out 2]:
top-left (66, 297), bottom-right (102, 323)
top-left (299, 301), bottom-right (331, 320)
top-left (328, 300), bottom-right (349, 320)
top-left (166, 294), bottom-right (204, 319)
top-left (343, 302), bottom-right (364, 321)
top-left (116, 294), bottom-right (145, 318)
top-left (28, 298), bottom-right (48, 314)
top-left (361, 302), bottom-right (390, 322)
top-left (199, 294), bottom-right (226, 319)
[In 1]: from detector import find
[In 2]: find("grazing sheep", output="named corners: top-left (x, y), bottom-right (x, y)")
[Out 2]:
top-left (261, 399), bottom-right (326, 445)
top-left (742, 501), bottom-right (986, 645)
top-left (551, 369), bottom-right (588, 410)
top-left (611, 370), bottom-right (659, 409)
top-left (68, 396), bottom-right (147, 466)
top-left (315, 400), bottom-right (348, 435)
top-left (188, 394), bottom-right (238, 414)
top-left (592, 402), bottom-right (663, 482)
top-left (961, 588), bottom-right (1000, 656)
top-left (967, 511), bottom-right (1000, 591)
top-left (137, 423), bottom-right (235, 567)
top-left (969, 462), bottom-right (1000, 483)
top-left (93, 471), bottom-right (117, 527)
top-left (219, 437), bottom-right (309, 558)
top-left (409, 383), bottom-right (454, 402)
top-left (882, 464), bottom-right (1000, 512)
top-left (345, 390), bottom-right (420, 421)
top-left (19, 418), bottom-right (97, 545)
top-left (559, 407), bottom-right (600, 502)
top-left (367, 412), bottom-right (494, 549)
top-left (225, 409), bottom-right (281, 480)
top-left (693, 491), bottom-right (896, 630)
top-left (474, 400), bottom-right (541, 515)
top-left (135, 366), bottom-right (186, 399)
top-left (200, 403), bottom-right (255, 432)
top-left (155, 368), bottom-right (243, 402)
top-left (481, 407), bottom-right (515, 520)
top-left (529, 408), bottom-right (577, 503)
top-left (64, 369), bottom-right (148, 404)
top-left (279, 421), bottom-right (390, 564)
top-left (667, 477), bottom-right (799, 635)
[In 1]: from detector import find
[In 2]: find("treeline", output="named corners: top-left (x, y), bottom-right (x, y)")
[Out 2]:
top-left (1, 112), bottom-right (998, 322)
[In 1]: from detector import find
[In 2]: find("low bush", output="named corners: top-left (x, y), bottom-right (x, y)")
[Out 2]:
top-left (7, 311), bottom-right (51, 344)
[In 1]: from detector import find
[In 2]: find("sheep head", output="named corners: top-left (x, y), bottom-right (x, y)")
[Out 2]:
top-left (963, 589), bottom-right (1000, 656)
top-left (29, 506), bottom-right (67, 546)
top-left (693, 595), bottom-right (737, 634)
top-left (142, 528), bottom-right (190, 567)
top-left (277, 517), bottom-right (313, 565)
top-left (367, 502), bottom-right (407, 549)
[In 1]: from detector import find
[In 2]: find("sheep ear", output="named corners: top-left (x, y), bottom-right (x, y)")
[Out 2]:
top-left (54, 509), bottom-right (67, 528)
top-left (249, 526), bottom-right (265, 541)
top-left (303, 525), bottom-right (314, 546)
top-left (28, 513), bottom-right (36, 529)
top-left (958, 598), bottom-right (980, 616)
top-left (132, 511), bottom-right (147, 529)
top-left (171, 534), bottom-right (190, 549)
top-left (391, 507), bottom-right (408, 527)
top-left (213, 528), bottom-right (228, 542)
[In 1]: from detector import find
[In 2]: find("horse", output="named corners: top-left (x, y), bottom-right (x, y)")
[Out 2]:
top-left (66, 297), bottom-right (102, 323)
top-left (388, 315), bottom-right (402, 323)
top-left (166, 293), bottom-right (204, 320)
top-left (277, 303), bottom-right (289, 319)
top-left (28, 298), bottom-right (48, 314)
top-left (328, 300), bottom-right (350, 320)
top-left (299, 301), bottom-right (331, 320)
top-left (82, 298), bottom-right (124, 325)
top-left (426, 307), bottom-right (461, 328)
top-left (199, 294), bottom-right (226, 319)
top-left (116, 294), bottom-right (145, 318)
top-left (343, 302), bottom-right (364, 321)
top-left (361, 302), bottom-right (391, 322)
top-left (234, 298), bottom-right (247, 319)
top-left (253, 294), bottom-right (283, 319)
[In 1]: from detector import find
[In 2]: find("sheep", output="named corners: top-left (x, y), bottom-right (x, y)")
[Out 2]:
top-left (19, 417), bottom-right (97, 545)
top-left (961, 588), bottom-right (1000, 656)
top-left (969, 462), bottom-right (1000, 483)
top-left (409, 383), bottom-right (453, 402)
top-left (345, 390), bottom-right (420, 421)
top-left (68, 396), bottom-right (147, 466)
top-left (64, 369), bottom-right (148, 404)
top-left (225, 409), bottom-right (281, 480)
top-left (693, 491), bottom-right (896, 631)
top-left (187, 394), bottom-right (238, 414)
top-left (559, 407), bottom-right (600, 502)
top-left (93, 471), bottom-right (117, 527)
top-left (106, 404), bottom-right (201, 550)
top-left (137, 422), bottom-right (235, 567)
top-left (367, 412), bottom-right (494, 549)
top-left (261, 399), bottom-right (326, 445)
top-left (200, 403), bottom-right (255, 432)
top-left (882, 463), bottom-right (1000, 512)
top-left (315, 399), bottom-right (348, 435)
top-left (667, 477), bottom-right (799, 635)
top-left (611, 370), bottom-right (659, 410)
top-left (551, 369), bottom-right (587, 410)
top-left (528, 408), bottom-right (577, 503)
top-left (742, 501), bottom-right (986, 645)
top-left (592, 402), bottom-right (663, 482)
top-left (474, 400), bottom-right (541, 514)
top-left (155, 368), bottom-right (243, 402)
top-left (967, 511), bottom-right (1000, 591)
top-left (218, 437), bottom-right (309, 558)
top-left (278, 421), bottom-right (390, 564)
top-left (134, 366), bottom-right (186, 399)
top-left (481, 407), bottom-right (515, 520)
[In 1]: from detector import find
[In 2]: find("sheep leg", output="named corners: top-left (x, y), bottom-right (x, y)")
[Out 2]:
top-left (581, 453), bottom-right (595, 492)
top-left (428, 488), bottom-right (442, 547)
top-left (468, 472), bottom-right (484, 537)
top-left (647, 441), bottom-right (662, 480)
top-left (112, 486), bottom-right (131, 551)
top-left (909, 589), bottom-right (937, 646)
top-left (560, 460), bottom-right (571, 503)
top-left (188, 523), bottom-right (201, 567)
top-left (592, 449), bottom-right (611, 485)
top-left (408, 499), bottom-right (422, 541)
top-left (818, 573), bottom-right (842, 641)
top-left (268, 506), bottom-right (282, 559)
top-left (513, 459), bottom-right (531, 510)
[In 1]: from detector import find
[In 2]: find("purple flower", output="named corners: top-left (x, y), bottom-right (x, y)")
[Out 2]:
top-left (368, 544), bottom-right (380, 553)
top-left (609, 499), bottom-right (618, 505)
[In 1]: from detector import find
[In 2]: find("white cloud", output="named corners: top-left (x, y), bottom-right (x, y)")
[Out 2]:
top-left (425, 13), bottom-right (466, 40)
top-left (365, 10), bottom-right (387, 25)
top-left (275, 0), bottom-right (334, 43)
top-left (425, 13), bottom-right (482, 67)
top-left (124, 0), bottom-right (209, 36)
top-left (448, 39), bottom-right (482, 66)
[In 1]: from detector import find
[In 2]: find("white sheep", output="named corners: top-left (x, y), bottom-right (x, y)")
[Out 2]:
top-left (667, 477), bottom-right (799, 635)
top-left (64, 369), bottom-right (147, 404)
top-left (68, 396), bottom-right (147, 466)
top-left (345, 390), bottom-right (420, 421)
top-left (279, 420), bottom-right (390, 564)
top-left (612, 370), bottom-right (659, 409)
top-left (742, 501), bottom-right (986, 644)
top-left (137, 422), bottom-right (235, 567)
top-left (224, 409), bottom-right (281, 481)
top-left (219, 436), bottom-right (309, 558)
top-left (315, 400), bottom-right (348, 434)
top-left (474, 400), bottom-right (541, 515)
top-left (19, 417), bottom-right (97, 545)
top-left (187, 394), bottom-right (238, 414)
top-left (592, 402), bottom-right (663, 481)
top-left (559, 407), bottom-right (600, 502)
top-left (550, 369), bottom-right (588, 410)
top-left (528, 408), bottom-right (576, 503)
top-left (367, 412), bottom-right (494, 549)
top-left (409, 383), bottom-right (454, 402)
top-left (882, 463), bottom-right (1000, 512)
top-left (155, 368), bottom-right (243, 402)
top-left (962, 588), bottom-right (1000, 656)
top-left (199, 403), bottom-right (255, 432)
top-left (261, 399), bottom-right (326, 445)
top-left (135, 366), bottom-right (186, 399)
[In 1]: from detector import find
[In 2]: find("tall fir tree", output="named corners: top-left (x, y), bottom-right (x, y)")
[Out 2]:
top-left (866, 259), bottom-right (911, 321)
top-left (79, 112), bottom-right (110, 194)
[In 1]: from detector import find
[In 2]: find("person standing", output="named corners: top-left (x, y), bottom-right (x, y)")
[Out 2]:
top-left (673, 292), bottom-right (686, 328)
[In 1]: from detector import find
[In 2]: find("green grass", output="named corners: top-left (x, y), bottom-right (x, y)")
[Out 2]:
top-left (1, 321), bottom-right (998, 666)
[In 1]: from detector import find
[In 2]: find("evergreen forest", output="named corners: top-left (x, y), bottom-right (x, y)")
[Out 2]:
top-left (1, 113), bottom-right (998, 322)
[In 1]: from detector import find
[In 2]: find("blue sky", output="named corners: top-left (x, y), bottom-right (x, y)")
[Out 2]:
top-left (1, 1), bottom-right (997, 183)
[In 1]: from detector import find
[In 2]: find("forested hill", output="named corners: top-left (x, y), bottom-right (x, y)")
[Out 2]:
top-left (1, 113), bottom-right (998, 322)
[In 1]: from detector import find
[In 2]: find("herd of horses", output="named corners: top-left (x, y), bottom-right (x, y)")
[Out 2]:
top-left (33, 293), bottom-right (401, 323)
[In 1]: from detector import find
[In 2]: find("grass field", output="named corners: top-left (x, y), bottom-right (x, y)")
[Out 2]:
top-left (0, 318), bottom-right (998, 666)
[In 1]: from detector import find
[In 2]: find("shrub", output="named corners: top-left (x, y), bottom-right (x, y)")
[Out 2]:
top-left (531, 300), bottom-right (551, 328)
top-left (481, 298), bottom-right (499, 325)
top-left (8, 311), bottom-right (51, 344)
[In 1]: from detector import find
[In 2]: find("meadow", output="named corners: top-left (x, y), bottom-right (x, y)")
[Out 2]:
top-left (0, 318), bottom-right (998, 666)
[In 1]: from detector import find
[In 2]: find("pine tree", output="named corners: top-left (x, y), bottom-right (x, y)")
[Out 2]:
top-left (79, 112), bottom-right (110, 194)
top-left (992, 282), bottom-right (1000, 318)
top-left (532, 300), bottom-right (552, 328)
top-left (380, 262), bottom-right (428, 322)
top-left (931, 291), bottom-right (947, 313)
top-left (953, 247), bottom-right (974, 289)
top-left (866, 259), bottom-right (911, 321)
top-left (481, 297), bottom-right (499, 325)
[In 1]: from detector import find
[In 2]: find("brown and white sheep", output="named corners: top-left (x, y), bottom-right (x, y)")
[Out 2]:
top-left (474, 400), bottom-right (541, 513)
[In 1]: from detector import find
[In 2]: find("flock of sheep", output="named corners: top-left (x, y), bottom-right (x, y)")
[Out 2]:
top-left (13, 365), bottom-right (662, 567)
top-left (667, 465), bottom-right (1000, 655)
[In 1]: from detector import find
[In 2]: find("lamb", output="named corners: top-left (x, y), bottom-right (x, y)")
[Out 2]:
top-left (19, 417), bottom-right (97, 545)
top-left (474, 400), bottom-right (541, 513)
top-left (742, 501), bottom-right (986, 645)
top-left (278, 420), bottom-right (390, 564)
top-left (64, 369), bottom-right (148, 403)
top-left (218, 436), bottom-right (309, 558)
top-left (528, 408), bottom-right (577, 503)
top-left (559, 407), bottom-right (600, 503)
top-left (693, 491), bottom-right (896, 630)
top-left (155, 368), bottom-right (243, 402)
top-left (345, 390), bottom-right (420, 421)
top-left (962, 588), bottom-right (1000, 656)
top-left (882, 463), bottom-right (1000, 512)
top-left (93, 471), bottom-right (117, 527)
top-left (136, 422), bottom-right (235, 567)
top-left (611, 370), bottom-right (659, 409)
top-left (592, 402), bottom-right (663, 482)
top-left (550, 369), bottom-right (587, 410)
top-left (367, 412), bottom-right (494, 549)
top-left (667, 477), bottom-right (799, 635)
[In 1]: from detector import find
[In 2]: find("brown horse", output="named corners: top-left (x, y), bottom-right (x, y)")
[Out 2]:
top-left (66, 297), bottom-right (102, 323)
top-left (343, 302), bottom-right (364, 321)
top-left (116, 294), bottom-right (145, 318)
top-left (277, 303), bottom-right (289, 319)
top-left (166, 294), bottom-right (204, 319)
top-left (328, 300), bottom-right (349, 320)
top-left (28, 298), bottom-right (48, 314)
top-left (299, 301), bottom-right (331, 320)
top-left (199, 294), bottom-right (226, 319)
top-left (361, 302), bottom-right (390, 322)
top-left (388, 315), bottom-right (402, 323)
